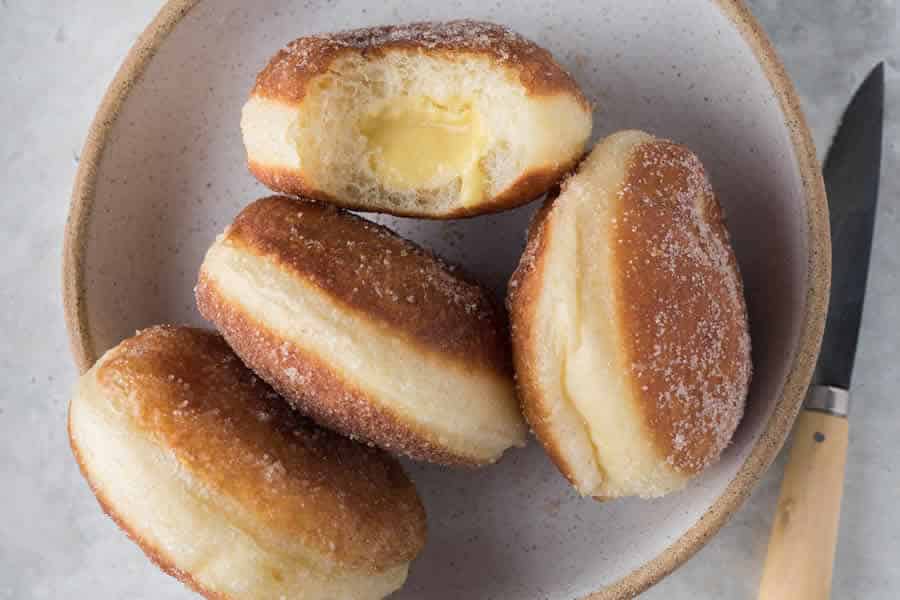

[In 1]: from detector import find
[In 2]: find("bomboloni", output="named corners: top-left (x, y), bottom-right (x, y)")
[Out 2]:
top-left (196, 197), bottom-right (528, 466)
top-left (241, 20), bottom-right (592, 218)
top-left (68, 326), bottom-right (426, 600)
top-left (508, 130), bottom-right (752, 499)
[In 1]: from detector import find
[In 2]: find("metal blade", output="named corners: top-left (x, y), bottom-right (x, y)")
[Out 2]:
top-left (813, 62), bottom-right (884, 389)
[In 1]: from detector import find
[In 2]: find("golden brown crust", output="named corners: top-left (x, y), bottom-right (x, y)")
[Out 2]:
top-left (614, 141), bottom-right (751, 473)
top-left (252, 20), bottom-right (589, 107)
top-left (195, 276), bottom-right (484, 467)
top-left (84, 326), bottom-right (425, 571)
top-left (249, 156), bottom-right (581, 219)
top-left (68, 416), bottom-right (230, 600)
top-left (506, 197), bottom-right (583, 486)
top-left (221, 196), bottom-right (511, 374)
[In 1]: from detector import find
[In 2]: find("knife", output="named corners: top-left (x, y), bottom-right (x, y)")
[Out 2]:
top-left (758, 62), bottom-right (884, 600)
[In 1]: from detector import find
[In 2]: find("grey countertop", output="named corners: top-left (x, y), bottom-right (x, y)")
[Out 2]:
top-left (1, 1), bottom-right (897, 598)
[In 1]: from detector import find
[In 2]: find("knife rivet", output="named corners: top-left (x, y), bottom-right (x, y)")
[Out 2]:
top-left (814, 432), bottom-right (825, 443)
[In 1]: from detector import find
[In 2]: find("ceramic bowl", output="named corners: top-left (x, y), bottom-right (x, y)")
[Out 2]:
top-left (63, 0), bottom-right (829, 597)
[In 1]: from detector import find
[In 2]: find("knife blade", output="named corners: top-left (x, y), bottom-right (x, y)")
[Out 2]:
top-left (758, 63), bottom-right (884, 600)
top-left (811, 62), bottom-right (884, 394)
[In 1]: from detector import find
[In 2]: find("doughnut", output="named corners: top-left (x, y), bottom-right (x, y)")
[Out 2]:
top-left (68, 326), bottom-right (426, 600)
top-left (508, 130), bottom-right (752, 498)
top-left (196, 196), bottom-right (528, 466)
top-left (241, 20), bottom-right (592, 218)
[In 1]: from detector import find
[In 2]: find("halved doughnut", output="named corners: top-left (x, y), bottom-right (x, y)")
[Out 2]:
top-left (241, 20), bottom-right (592, 218)
top-left (508, 130), bottom-right (752, 499)
top-left (68, 326), bottom-right (426, 599)
top-left (196, 196), bottom-right (528, 466)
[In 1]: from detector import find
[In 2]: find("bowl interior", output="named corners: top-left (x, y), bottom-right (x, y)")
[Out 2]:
top-left (71, 0), bottom-right (814, 597)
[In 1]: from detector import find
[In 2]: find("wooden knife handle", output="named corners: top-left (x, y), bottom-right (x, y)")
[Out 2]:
top-left (758, 408), bottom-right (849, 599)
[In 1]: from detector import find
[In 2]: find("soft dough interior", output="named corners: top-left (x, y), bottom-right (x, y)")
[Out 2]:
top-left (533, 131), bottom-right (690, 498)
top-left (242, 51), bottom-right (590, 213)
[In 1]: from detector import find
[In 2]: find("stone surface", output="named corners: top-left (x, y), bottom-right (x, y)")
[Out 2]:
top-left (0, 1), bottom-right (896, 598)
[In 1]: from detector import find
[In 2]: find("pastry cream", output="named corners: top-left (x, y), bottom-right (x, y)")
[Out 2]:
top-left (360, 96), bottom-right (487, 205)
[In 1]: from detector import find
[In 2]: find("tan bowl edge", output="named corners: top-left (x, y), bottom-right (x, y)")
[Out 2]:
top-left (61, 1), bottom-right (830, 598)
top-left (62, 0), bottom-right (203, 373)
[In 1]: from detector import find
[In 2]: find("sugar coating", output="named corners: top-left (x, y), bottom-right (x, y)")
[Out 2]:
top-left (95, 325), bottom-right (425, 571)
top-left (259, 20), bottom-right (579, 100)
top-left (221, 196), bottom-right (510, 373)
top-left (615, 141), bottom-right (752, 473)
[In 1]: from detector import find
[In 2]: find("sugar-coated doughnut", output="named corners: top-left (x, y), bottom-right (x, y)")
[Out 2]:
top-left (68, 326), bottom-right (426, 600)
top-left (241, 20), bottom-right (592, 218)
top-left (508, 130), bottom-right (752, 498)
top-left (196, 196), bottom-right (528, 466)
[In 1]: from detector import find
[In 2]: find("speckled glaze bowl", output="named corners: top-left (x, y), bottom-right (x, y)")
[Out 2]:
top-left (63, 1), bottom-right (828, 598)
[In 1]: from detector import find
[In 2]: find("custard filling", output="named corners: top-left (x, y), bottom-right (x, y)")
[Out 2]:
top-left (360, 96), bottom-right (488, 205)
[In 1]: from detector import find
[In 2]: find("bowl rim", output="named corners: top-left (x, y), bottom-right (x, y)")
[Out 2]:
top-left (61, 0), bottom-right (830, 597)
